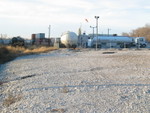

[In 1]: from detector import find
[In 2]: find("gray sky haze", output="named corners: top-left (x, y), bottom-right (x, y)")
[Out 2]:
top-left (0, 0), bottom-right (150, 38)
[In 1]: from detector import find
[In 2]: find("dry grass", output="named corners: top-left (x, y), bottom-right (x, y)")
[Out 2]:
top-left (23, 46), bottom-right (57, 54)
top-left (0, 46), bottom-right (58, 64)
top-left (3, 94), bottom-right (22, 107)
top-left (6, 46), bottom-right (26, 54)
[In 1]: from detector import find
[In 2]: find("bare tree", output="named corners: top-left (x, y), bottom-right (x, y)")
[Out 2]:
top-left (122, 32), bottom-right (130, 36)
top-left (122, 24), bottom-right (150, 42)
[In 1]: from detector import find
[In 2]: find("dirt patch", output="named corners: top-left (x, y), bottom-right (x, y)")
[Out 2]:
top-left (0, 74), bottom-right (36, 85)
top-left (102, 52), bottom-right (116, 54)
top-left (0, 81), bottom-right (8, 86)
top-left (50, 108), bottom-right (65, 113)
top-left (19, 74), bottom-right (36, 80)
top-left (3, 94), bottom-right (22, 107)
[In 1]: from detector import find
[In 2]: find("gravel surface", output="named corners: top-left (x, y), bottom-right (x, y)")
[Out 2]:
top-left (0, 48), bottom-right (150, 113)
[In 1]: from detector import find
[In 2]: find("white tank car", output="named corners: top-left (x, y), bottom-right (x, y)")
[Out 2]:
top-left (92, 36), bottom-right (133, 43)
top-left (60, 31), bottom-right (78, 48)
top-left (92, 36), bottom-right (133, 48)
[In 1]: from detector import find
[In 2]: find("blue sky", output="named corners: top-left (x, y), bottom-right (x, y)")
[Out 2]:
top-left (0, 0), bottom-right (150, 39)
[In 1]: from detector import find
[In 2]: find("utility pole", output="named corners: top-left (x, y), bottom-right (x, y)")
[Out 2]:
top-left (48, 25), bottom-right (51, 38)
top-left (108, 28), bottom-right (111, 36)
top-left (95, 16), bottom-right (99, 50)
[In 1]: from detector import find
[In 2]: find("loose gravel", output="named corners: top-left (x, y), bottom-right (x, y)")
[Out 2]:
top-left (0, 48), bottom-right (150, 113)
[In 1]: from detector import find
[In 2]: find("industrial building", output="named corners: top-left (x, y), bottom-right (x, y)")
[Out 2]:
top-left (78, 33), bottom-right (89, 48)
top-left (31, 33), bottom-right (51, 46)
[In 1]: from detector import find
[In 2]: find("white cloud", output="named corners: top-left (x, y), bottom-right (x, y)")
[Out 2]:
top-left (0, 0), bottom-right (150, 38)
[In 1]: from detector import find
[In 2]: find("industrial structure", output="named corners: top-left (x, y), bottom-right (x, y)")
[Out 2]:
top-left (78, 33), bottom-right (89, 48)
top-left (0, 32), bottom-right (147, 49)
top-left (31, 33), bottom-right (51, 46)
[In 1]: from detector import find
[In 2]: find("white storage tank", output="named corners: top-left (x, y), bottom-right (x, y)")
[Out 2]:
top-left (60, 31), bottom-right (78, 48)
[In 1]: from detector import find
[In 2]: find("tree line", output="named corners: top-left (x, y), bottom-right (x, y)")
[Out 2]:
top-left (122, 24), bottom-right (150, 42)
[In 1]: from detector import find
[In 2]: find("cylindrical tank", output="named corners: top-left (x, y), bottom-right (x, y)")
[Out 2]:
top-left (92, 36), bottom-right (133, 43)
top-left (60, 31), bottom-right (78, 48)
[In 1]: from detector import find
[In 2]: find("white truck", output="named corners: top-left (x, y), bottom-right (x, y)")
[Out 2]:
top-left (134, 37), bottom-right (147, 48)
top-left (91, 36), bottom-right (147, 48)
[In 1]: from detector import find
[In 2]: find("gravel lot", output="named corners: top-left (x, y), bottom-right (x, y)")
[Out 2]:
top-left (0, 48), bottom-right (150, 113)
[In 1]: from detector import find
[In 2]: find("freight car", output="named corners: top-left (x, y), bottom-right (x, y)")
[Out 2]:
top-left (91, 36), bottom-right (147, 48)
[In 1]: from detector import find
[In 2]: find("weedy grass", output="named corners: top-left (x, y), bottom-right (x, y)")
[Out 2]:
top-left (0, 46), bottom-right (57, 64)
top-left (23, 46), bottom-right (57, 54)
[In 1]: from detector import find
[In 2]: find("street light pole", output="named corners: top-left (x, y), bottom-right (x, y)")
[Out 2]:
top-left (95, 16), bottom-right (99, 50)
top-left (90, 26), bottom-right (96, 39)
top-left (48, 25), bottom-right (51, 38)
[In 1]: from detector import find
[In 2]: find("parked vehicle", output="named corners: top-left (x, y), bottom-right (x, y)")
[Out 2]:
top-left (134, 37), bottom-right (147, 48)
